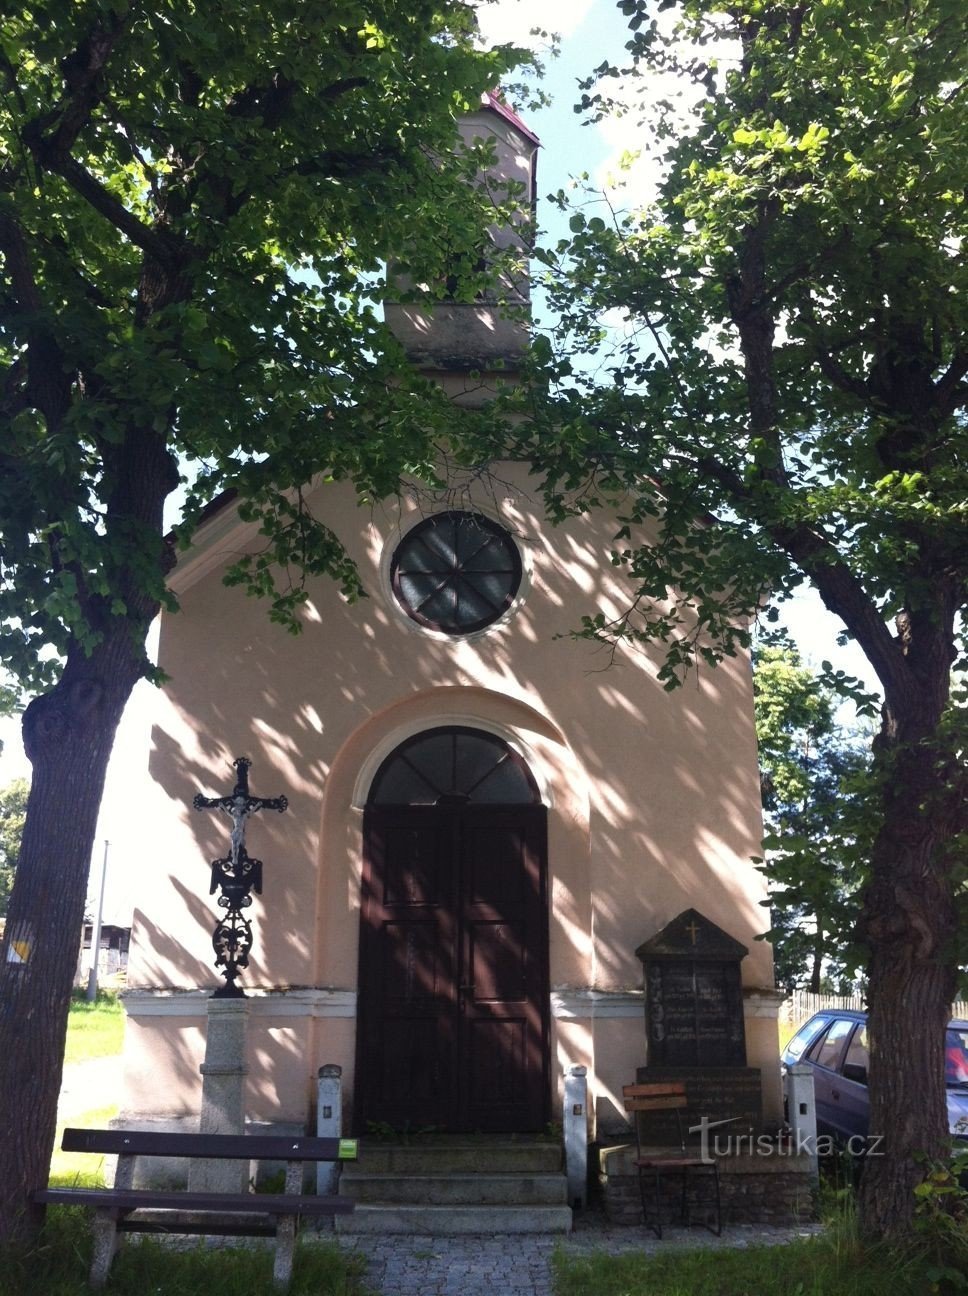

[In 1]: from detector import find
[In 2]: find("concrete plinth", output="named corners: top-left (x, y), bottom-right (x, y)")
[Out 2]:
top-left (188, 997), bottom-right (250, 1193)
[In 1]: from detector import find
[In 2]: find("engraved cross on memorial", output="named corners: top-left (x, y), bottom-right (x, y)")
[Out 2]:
top-left (193, 757), bottom-right (288, 998)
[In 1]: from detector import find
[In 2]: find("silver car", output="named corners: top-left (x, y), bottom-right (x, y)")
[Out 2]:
top-left (782, 1009), bottom-right (968, 1146)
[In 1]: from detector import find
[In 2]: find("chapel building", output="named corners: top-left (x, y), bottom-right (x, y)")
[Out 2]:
top-left (118, 95), bottom-right (783, 1148)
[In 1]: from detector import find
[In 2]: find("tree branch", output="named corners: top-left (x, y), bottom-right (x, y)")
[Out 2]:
top-left (0, 355), bottom-right (28, 421)
top-left (936, 349), bottom-right (968, 414)
top-left (0, 208), bottom-right (70, 427)
top-left (693, 406), bottom-right (914, 707)
top-left (726, 201), bottom-right (788, 488)
top-left (810, 340), bottom-right (871, 403)
top-left (226, 70), bottom-right (297, 129)
top-left (32, 151), bottom-right (182, 263)
top-left (32, 12), bottom-right (129, 160)
top-left (770, 520), bottom-right (913, 706)
top-left (290, 145), bottom-right (403, 181)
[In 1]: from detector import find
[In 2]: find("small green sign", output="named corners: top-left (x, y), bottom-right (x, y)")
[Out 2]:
top-left (338, 1138), bottom-right (358, 1160)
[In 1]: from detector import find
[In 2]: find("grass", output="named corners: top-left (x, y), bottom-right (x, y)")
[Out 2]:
top-left (64, 990), bottom-right (125, 1064)
top-left (777, 1017), bottom-right (798, 1053)
top-left (49, 1104), bottom-right (117, 1185)
top-left (553, 1231), bottom-right (928, 1296)
top-left (554, 1180), bottom-right (968, 1296)
top-left (0, 1207), bottom-right (368, 1296)
top-left (53, 993), bottom-right (124, 1181)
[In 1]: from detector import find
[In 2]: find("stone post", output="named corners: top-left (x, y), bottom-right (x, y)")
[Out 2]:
top-left (188, 997), bottom-right (250, 1193)
top-left (316, 1064), bottom-right (343, 1196)
top-left (786, 1062), bottom-right (818, 1175)
top-left (563, 1065), bottom-right (588, 1209)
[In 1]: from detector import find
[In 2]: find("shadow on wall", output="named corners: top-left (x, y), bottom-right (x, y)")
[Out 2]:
top-left (140, 472), bottom-right (768, 999)
top-left (120, 986), bottom-right (316, 1126)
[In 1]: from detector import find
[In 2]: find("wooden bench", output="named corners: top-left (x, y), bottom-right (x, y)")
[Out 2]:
top-left (35, 1128), bottom-right (358, 1291)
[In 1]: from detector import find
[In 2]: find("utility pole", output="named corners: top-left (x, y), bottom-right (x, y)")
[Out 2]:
top-left (85, 840), bottom-right (110, 1004)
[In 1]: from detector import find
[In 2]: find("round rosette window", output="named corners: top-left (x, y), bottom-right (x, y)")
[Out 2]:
top-left (390, 511), bottom-right (522, 635)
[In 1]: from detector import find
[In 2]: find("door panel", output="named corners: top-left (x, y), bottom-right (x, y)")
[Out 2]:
top-left (382, 821), bottom-right (450, 906)
top-left (378, 1017), bottom-right (452, 1120)
top-left (357, 809), bottom-right (457, 1130)
top-left (357, 804), bottom-right (549, 1133)
top-left (466, 1017), bottom-right (529, 1116)
top-left (459, 808), bottom-right (548, 1131)
top-left (469, 922), bottom-right (528, 1001)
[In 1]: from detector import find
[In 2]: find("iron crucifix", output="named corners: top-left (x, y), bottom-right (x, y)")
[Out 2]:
top-left (193, 757), bottom-right (288, 870)
top-left (192, 757), bottom-right (288, 997)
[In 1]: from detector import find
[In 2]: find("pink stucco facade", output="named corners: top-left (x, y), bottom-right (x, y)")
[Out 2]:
top-left (119, 462), bottom-right (783, 1136)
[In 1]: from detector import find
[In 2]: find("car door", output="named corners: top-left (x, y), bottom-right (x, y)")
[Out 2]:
top-left (832, 1022), bottom-right (870, 1143)
top-left (804, 1017), bottom-right (855, 1140)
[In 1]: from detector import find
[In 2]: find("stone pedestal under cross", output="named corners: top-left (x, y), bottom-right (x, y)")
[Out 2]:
top-left (188, 997), bottom-right (251, 1194)
top-left (188, 758), bottom-right (288, 1189)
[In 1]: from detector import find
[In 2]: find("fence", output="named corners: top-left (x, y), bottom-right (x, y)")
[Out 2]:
top-left (782, 989), bottom-right (968, 1028)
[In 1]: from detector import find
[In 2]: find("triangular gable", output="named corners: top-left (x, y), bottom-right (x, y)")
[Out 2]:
top-left (481, 90), bottom-right (541, 147)
top-left (635, 908), bottom-right (749, 963)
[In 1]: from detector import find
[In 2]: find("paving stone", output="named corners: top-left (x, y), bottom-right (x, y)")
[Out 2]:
top-left (331, 1212), bottom-right (824, 1295)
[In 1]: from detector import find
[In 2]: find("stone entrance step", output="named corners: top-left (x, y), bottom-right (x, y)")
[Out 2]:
top-left (336, 1203), bottom-right (572, 1234)
top-left (342, 1170), bottom-right (568, 1206)
top-left (336, 1139), bottom-right (572, 1235)
top-left (351, 1140), bottom-right (564, 1175)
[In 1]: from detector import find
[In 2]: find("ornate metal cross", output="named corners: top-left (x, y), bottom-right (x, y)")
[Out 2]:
top-left (193, 757), bottom-right (288, 998)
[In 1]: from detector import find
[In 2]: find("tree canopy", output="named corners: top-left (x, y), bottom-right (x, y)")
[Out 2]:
top-left (0, 0), bottom-right (524, 1241)
top-left (518, 0), bottom-right (967, 1236)
top-left (1, 0), bottom-right (522, 684)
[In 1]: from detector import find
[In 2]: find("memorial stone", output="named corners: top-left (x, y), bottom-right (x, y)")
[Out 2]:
top-left (636, 909), bottom-right (748, 1068)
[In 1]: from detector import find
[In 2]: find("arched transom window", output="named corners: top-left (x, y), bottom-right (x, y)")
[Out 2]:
top-left (368, 726), bottom-right (539, 806)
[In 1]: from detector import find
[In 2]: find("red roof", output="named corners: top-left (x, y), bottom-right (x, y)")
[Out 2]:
top-left (481, 90), bottom-right (541, 147)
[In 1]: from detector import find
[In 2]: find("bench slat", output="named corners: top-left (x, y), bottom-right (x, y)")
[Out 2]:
top-left (34, 1188), bottom-right (354, 1215)
top-left (116, 1220), bottom-right (277, 1237)
top-left (60, 1128), bottom-right (358, 1161)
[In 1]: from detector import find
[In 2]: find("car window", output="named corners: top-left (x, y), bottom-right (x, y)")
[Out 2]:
top-left (810, 1018), bottom-right (855, 1070)
top-left (784, 1016), bottom-right (831, 1063)
top-left (842, 1024), bottom-right (869, 1082)
top-left (946, 1028), bottom-right (968, 1084)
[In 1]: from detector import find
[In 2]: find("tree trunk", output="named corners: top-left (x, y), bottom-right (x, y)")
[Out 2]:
top-left (809, 926), bottom-right (823, 995)
top-left (0, 627), bottom-right (148, 1241)
top-left (858, 726), bottom-right (961, 1238)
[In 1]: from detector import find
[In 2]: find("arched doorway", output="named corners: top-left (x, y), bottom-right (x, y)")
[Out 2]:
top-left (355, 726), bottom-right (550, 1133)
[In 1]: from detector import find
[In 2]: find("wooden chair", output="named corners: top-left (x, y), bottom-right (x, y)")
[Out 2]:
top-left (622, 1082), bottom-right (721, 1238)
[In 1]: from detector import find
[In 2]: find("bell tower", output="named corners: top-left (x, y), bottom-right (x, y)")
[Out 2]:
top-left (384, 92), bottom-right (539, 406)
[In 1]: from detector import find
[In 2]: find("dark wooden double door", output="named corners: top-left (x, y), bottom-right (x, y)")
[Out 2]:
top-left (356, 804), bottom-right (550, 1133)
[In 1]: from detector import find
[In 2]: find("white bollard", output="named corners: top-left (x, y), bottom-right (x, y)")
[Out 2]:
top-left (563, 1065), bottom-right (588, 1209)
top-left (786, 1062), bottom-right (818, 1175)
top-left (316, 1064), bottom-right (343, 1196)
